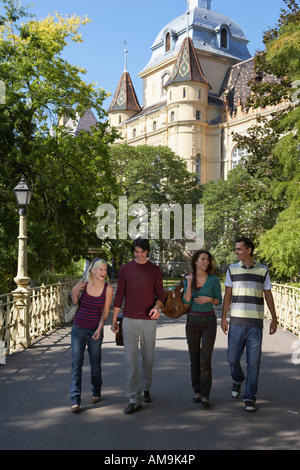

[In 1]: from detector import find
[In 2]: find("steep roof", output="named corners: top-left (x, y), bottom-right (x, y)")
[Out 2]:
top-left (164, 37), bottom-right (211, 88)
top-left (76, 109), bottom-right (98, 133)
top-left (141, 5), bottom-right (251, 73)
top-left (220, 57), bottom-right (280, 112)
top-left (107, 71), bottom-right (141, 113)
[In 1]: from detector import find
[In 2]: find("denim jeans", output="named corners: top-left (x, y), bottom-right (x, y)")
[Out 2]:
top-left (70, 325), bottom-right (103, 406)
top-left (227, 324), bottom-right (263, 403)
top-left (186, 316), bottom-right (217, 400)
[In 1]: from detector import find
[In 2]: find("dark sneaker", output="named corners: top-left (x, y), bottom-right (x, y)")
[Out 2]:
top-left (231, 383), bottom-right (241, 398)
top-left (244, 401), bottom-right (257, 413)
top-left (124, 403), bottom-right (142, 415)
top-left (142, 391), bottom-right (152, 403)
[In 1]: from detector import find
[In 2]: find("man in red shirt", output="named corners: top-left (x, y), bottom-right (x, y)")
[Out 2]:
top-left (112, 238), bottom-right (164, 414)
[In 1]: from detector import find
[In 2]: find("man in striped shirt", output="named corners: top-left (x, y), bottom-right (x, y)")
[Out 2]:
top-left (221, 237), bottom-right (278, 413)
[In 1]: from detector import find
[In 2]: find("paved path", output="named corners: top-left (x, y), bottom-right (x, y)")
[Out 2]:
top-left (0, 308), bottom-right (299, 451)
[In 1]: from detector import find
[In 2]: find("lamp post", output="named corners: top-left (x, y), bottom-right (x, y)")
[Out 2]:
top-left (13, 176), bottom-right (33, 290)
top-left (13, 176), bottom-right (33, 349)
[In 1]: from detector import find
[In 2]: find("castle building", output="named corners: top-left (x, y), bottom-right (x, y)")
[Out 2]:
top-left (107, 0), bottom-right (286, 183)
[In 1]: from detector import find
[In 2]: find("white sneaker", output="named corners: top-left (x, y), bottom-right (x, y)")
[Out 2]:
top-left (244, 401), bottom-right (257, 413)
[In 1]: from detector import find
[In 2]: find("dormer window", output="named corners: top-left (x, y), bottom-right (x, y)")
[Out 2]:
top-left (215, 24), bottom-right (230, 50)
top-left (221, 28), bottom-right (228, 48)
top-left (165, 33), bottom-right (171, 52)
top-left (163, 29), bottom-right (177, 54)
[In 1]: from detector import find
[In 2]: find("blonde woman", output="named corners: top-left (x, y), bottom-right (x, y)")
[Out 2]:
top-left (69, 259), bottom-right (113, 413)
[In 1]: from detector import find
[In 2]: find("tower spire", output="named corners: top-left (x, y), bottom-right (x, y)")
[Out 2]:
top-left (124, 40), bottom-right (128, 72)
top-left (188, 0), bottom-right (212, 10)
top-left (186, 1), bottom-right (190, 38)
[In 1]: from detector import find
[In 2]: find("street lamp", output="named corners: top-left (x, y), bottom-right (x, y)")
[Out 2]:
top-left (14, 176), bottom-right (33, 216)
top-left (14, 176), bottom-right (33, 290)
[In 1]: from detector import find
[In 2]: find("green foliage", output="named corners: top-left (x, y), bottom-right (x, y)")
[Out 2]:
top-left (200, 166), bottom-right (279, 266)
top-left (0, 1), bottom-right (118, 292)
top-left (204, 0), bottom-right (300, 280)
top-left (102, 144), bottom-right (202, 267)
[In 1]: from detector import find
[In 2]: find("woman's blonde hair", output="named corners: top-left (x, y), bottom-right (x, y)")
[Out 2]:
top-left (88, 258), bottom-right (107, 282)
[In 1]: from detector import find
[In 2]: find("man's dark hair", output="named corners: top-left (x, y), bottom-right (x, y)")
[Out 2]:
top-left (132, 237), bottom-right (150, 253)
top-left (236, 237), bottom-right (255, 256)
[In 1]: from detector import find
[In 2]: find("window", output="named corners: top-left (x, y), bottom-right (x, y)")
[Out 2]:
top-left (232, 147), bottom-right (247, 169)
top-left (153, 121), bottom-right (157, 131)
top-left (165, 33), bottom-right (171, 52)
top-left (198, 89), bottom-right (201, 100)
top-left (221, 28), bottom-right (228, 48)
top-left (183, 87), bottom-right (186, 98)
top-left (119, 115), bottom-right (122, 124)
top-left (196, 110), bottom-right (201, 121)
top-left (196, 155), bottom-right (201, 184)
top-left (133, 128), bottom-right (137, 138)
top-left (170, 111), bottom-right (175, 122)
top-left (162, 72), bottom-right (170, 94)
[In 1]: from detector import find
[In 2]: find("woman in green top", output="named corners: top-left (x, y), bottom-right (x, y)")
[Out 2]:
top-left (183, 249), bottom-right (222, 408)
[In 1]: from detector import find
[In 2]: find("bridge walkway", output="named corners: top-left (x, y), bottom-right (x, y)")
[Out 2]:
top-left (0, 307), bottom-right (299, 451)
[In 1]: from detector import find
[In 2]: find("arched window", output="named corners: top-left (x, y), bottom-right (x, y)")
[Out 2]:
top-left (232, 147), bottom-right (247, 169)
top-left (153, 121), bottom-right (157, 131)
top-left (133, 128), bottom-right (137, 138)
top-left (165, 33), bottom-right (171, 52)
top-left (221, 28), bottom-right (228, 48)
top-left (162, 72), bottom-right (170, 94)
top-left (170, 111), bottom-right (175, 122)
top-left (183, 87), bottom-right (186, 98)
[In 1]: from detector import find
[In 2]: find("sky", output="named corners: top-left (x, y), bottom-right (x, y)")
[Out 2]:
top-left (20, 0), bottom-right (286, 110)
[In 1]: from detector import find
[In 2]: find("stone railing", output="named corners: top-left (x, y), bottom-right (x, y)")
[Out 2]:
top-left (0, 280), bottom-right (76, 359)
top-left (265, 283), bottom-right (300, 337)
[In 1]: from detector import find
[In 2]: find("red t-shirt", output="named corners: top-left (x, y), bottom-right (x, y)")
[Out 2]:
top-left (113, 260), bottom-right (164, 320)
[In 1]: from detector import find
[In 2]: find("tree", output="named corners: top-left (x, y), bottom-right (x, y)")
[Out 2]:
top-left (0, 1), bottom-right (118, 292)
top-left (232, 0), bottom-right (300, 280)
top-left (100, 144), bottom-right (202, 269)
top-left (200, 166), bottom-right (278, 268)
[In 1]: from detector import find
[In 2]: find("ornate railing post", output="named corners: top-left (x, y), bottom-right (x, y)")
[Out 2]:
top-left (12, 289), bottom-right (31, 349)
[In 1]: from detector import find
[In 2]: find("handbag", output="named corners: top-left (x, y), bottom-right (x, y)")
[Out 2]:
top-left (64, 284), bottom-right (85, 324)
top-left (162, 280), bottom-right (190, 319)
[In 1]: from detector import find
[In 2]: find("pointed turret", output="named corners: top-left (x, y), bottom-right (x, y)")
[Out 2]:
top-left (107, 70), bottom-right (141, 115)
top-left (164, 37), bottom-right (211, 89)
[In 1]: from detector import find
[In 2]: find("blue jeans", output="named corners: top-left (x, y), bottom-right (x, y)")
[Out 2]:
top-left (70, 325), bottom-right (103, 406)
top-left (227, 325), bottom-right (263, 403)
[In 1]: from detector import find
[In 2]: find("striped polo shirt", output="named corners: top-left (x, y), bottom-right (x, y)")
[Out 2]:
top-left (225, 261), bottom-right (271, 327)
top-left (74, 283), bottom-right (108, 329)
